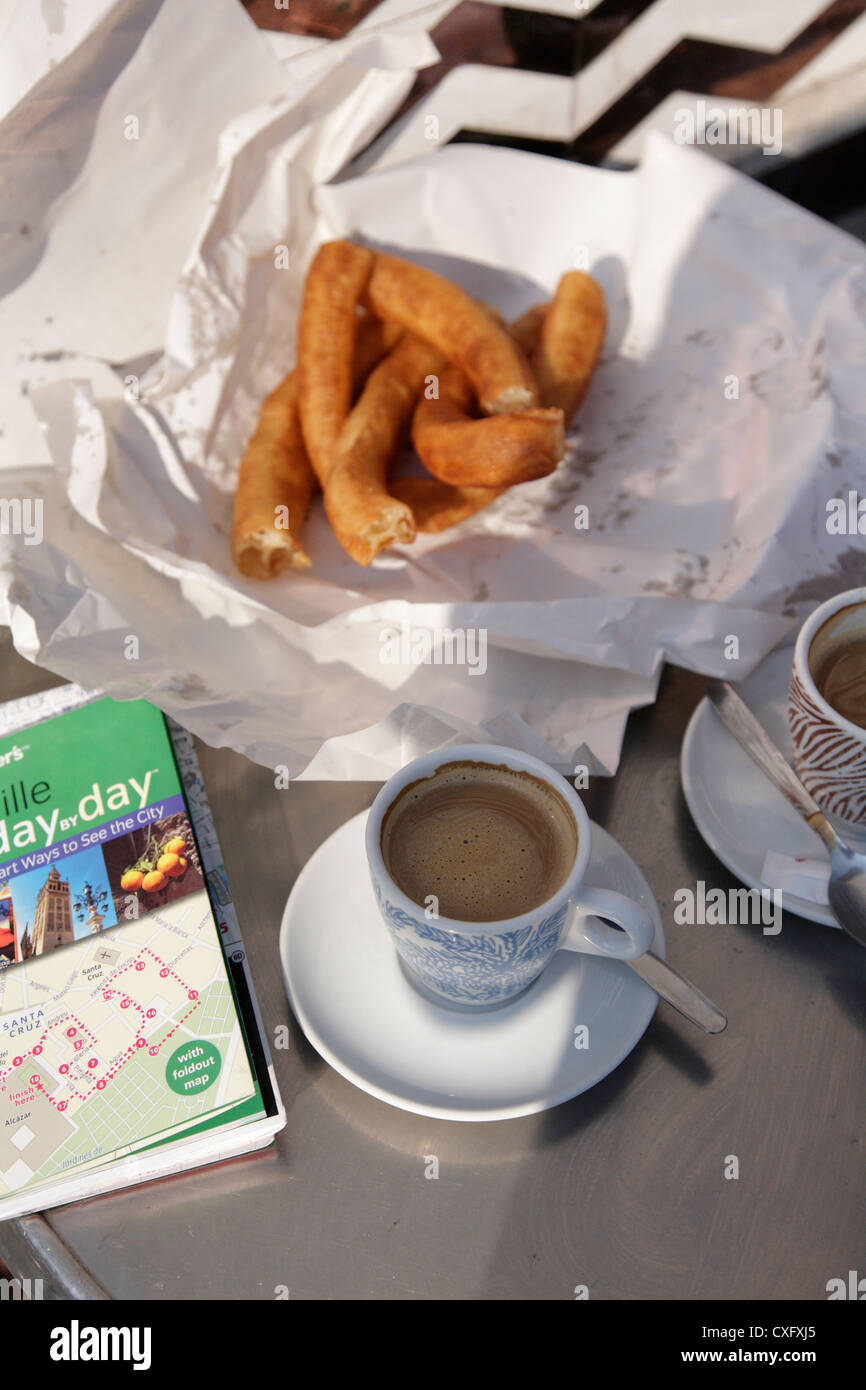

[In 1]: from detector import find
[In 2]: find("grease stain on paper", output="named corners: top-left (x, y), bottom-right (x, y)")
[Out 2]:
top-left (782, 548), bottom-right (866, 615)
top-left (41, 0), bottom-right (66, 36)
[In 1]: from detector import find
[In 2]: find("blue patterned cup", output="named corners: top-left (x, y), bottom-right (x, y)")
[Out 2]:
top-left (365, 744), bottom-right (654, 1009)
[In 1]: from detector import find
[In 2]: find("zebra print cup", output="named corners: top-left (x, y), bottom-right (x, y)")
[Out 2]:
top-left (789, 588), bottom-right (866, 843)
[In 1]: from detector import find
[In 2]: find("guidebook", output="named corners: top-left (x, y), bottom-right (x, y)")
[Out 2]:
top-left (0, 685), bottom-right (284, 1221)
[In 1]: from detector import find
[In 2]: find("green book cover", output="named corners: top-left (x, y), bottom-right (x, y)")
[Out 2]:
top-left (0, 697), bottom-right (262, 1201)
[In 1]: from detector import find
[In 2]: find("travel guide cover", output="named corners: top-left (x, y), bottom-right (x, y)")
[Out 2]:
top-left (0, 695), bottom-right (278, 1213)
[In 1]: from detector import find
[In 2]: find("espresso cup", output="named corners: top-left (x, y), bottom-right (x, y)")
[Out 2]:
top-left (365, 744), bottom-right (655, 1009)
top-left (789, 587), bottom-right (866, 842)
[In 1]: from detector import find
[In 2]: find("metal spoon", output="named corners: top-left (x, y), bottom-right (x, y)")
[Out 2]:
top-left (626, 951), bottom-right (727, 1032)
top-left (707, 681), bottom-right (866, 948)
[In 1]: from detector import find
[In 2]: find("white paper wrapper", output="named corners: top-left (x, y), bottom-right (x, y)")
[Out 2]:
top-left (2, 0), bottom-right (864, 778)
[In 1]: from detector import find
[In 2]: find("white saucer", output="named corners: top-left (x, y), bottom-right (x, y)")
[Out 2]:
top-left (279, 810), bottom-right (664, 1122)
top-left (681, 644), bottom-right (837, 928)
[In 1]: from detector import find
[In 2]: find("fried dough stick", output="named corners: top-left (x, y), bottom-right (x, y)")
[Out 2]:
top-left (397, 282), bottom-right (603, 531)
top-left (389, 304), bottom-right (551, 534)
top-left (364, 251), bottom-right (538, 415)
top-left (231, 316), bottom-right (403, 579)
top-left (324, 334), bottom-right (447, 566)
top-left (532, 271), bottom-right (606, 425)
top-left (231, 373), bottom-right (314, 577)
top-left (297, 240), bottom-right (375, 484)
top-left (388, 477), bottom-right (506, 533)
top-left (508, 302), bottom-right (547, 356)
top-left (412, 363), bottom-right (564, 488)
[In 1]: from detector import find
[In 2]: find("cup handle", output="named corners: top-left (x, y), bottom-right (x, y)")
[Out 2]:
top-left (559, 888), bottom-right (655, 960)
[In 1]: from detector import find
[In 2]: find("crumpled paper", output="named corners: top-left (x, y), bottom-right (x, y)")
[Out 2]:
top-left (2, 0), bottom-right (864, 779)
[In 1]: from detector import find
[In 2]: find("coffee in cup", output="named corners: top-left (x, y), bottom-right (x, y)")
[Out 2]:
top-left (365, 744), bottom-right (654, 1009)
top-left (789, 587), bottom-right (866, 839)
top-left (812, 639), bottom-right (866, 730)
top-left (380, 760), bottom-right (578, 922)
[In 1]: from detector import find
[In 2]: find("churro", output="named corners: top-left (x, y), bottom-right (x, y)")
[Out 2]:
top-left (325, 333), bottom-right (446, 566)
top-left (412, 364), bottom-right (564, 488)
top-left (389, 477), bottom-right (505, 533)
top-left (531, 271), bottom-right (606, 425)
top-left (297, 240), bottom-right (374, 485)
top-left (231, 371), bottom-right (315, 577)
top-left (365, 250), bottom-right (538, 414)
top-left (231, 314), bottom-right (403, 579)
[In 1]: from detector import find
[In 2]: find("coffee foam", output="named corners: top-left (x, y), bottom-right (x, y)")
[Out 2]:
top-left (380, 761), bottom-right (577, 922)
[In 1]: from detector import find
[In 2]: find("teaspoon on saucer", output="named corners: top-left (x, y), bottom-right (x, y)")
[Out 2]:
top-left (625, 952), bottom-right (727, 1033)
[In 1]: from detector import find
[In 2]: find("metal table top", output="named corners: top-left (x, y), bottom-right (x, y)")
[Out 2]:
top-left (0, 632), bottom-right (863, 1301)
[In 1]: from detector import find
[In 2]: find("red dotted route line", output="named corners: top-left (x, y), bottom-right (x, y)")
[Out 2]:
top-left (0, 946), bottom-right (201, 1109)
